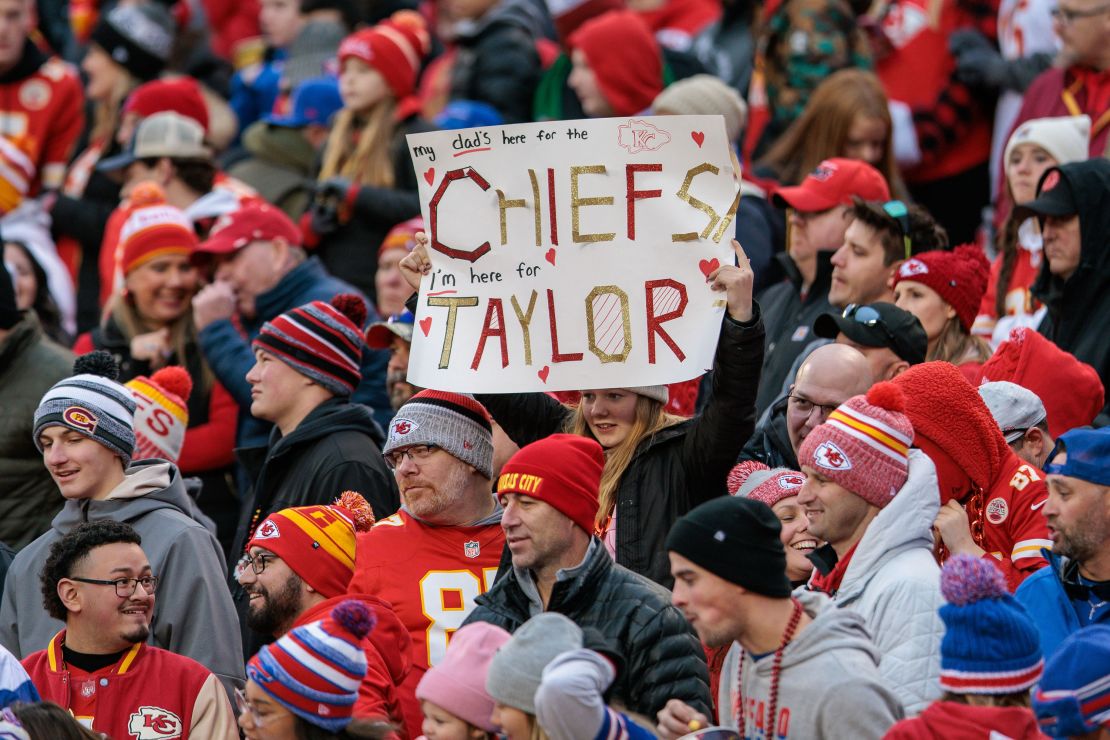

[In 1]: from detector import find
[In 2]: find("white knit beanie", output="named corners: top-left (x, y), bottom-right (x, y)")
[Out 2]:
top-left (1004, 115), bottom-right (1091, 169)
top-left (653, 74), bottom-right (748, 144)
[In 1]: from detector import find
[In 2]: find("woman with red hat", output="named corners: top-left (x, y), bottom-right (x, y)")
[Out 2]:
top-left (893, 244), bottom-right (993, 383)
top-left (307, 12), bottom-right (432, 304)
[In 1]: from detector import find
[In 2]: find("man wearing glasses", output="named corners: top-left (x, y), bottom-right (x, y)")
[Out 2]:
top-left (348, 390), bottom-right (505, 709)
top-left (24, 520), bottom-right (237, 738)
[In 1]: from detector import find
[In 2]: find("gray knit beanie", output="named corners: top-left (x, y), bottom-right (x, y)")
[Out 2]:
top-left (384, 390), bottom-right (494, 479)
top-left (653, 74), bottom-right (748, 144)
top-left (33, 351), bottom-right (137, 466)
top-left (486, 613), bottom-right (583, 714)
top-left (626, 385), bottom-right (669, 404)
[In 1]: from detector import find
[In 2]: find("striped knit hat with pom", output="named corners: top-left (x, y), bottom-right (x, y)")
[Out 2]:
top-left (728, 460), bottom-right (807, 507)
top-left (247, 492), bottom-right (376, 598)
top-left (118, 182), bottom-right (198, 277)
top-left (385, 390), bottom-right (494, 479)
top-left (253, 294), bottom-right (367, 397)
top-left (247, 599), bottom-right (375, 731)
top-left (939, 555), bottom-right (1043, 695)
top-left (33, 351), bottom-right (137, 465)
top-left (126, 366), bottom-right (191, 464)
top-left (797, 382), bottom-right (914, 508)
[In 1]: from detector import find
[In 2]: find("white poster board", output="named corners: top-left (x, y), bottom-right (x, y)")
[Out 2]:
top-left (405, 115), bottom-right (740, 393)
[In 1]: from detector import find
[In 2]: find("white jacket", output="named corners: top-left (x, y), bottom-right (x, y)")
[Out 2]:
top-left (824, 449), bottom-right (945, 716)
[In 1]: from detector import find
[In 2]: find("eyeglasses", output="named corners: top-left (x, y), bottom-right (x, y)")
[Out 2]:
top-left (235, 688), bottom-right (266, 727)
top-left (70, 576), bottom-right (158, 598)
top-left (384, 443), bottom-right (440, 470)
top-left (237, 552), bottom-right (276, 576)
top-left (787, 394), bottom-right (840, 419)
top-left (842, 303), bottom-right (899, 345)
top-left (882, 200), bottom-right (913, 261)
top-left (1051, 3), bottom-right (1110, 23)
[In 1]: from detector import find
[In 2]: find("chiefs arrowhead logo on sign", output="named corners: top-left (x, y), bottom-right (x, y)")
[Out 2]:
top-left (778, 473), bottom-right (805, 489)
top-left (255, 519), bottom-right (280, 540)
top-left (464, 540), bottom-right (480, 559)
top-left (899, 259), bottom-right (929, 278)
top-left (814, 441), bottom-right (852, 471)
top-left (128, 706), bottom-right (183, 739)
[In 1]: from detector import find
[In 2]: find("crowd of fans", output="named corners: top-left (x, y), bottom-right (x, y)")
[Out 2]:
top-left (0, 0), bottom-right (1108, 736)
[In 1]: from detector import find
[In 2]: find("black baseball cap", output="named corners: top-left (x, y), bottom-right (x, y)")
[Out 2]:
top-left (1012, 166), bottom-right (1077, 223)
top-left (814, 302), bottom-right (928, 365)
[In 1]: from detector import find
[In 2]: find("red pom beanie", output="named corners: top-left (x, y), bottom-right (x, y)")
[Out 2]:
top-left (977, 327), bottom-right (1105, 438)
top-left (893, 244), bottom-right (991, 332)
top-left (497, 434), bottom-right (603, 532)
top-left (119, 182), bottom-right (198, 275)
top-left (338, 11), bottom-right (429, 101)
top-left (797, 382), bottom-right (914, 508)
top-left (124, 77), bottom-right (209, 132)
top-left (569, 10), bottom-right (663, 117)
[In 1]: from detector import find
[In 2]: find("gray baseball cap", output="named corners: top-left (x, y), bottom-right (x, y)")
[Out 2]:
top-left (978, 381), bottom-right (1048, 444)
top-left (98, 112), bottom-right (211, 173)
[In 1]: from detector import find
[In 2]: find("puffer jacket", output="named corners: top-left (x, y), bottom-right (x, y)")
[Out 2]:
top-left (0, 313), bottom-right (73, 548)
top-left (464, 538), bottom-right (713, 719)
top-left (826, 449), bottom-right (944, 715)
top-left (478, 309), bottom-right (765, 587)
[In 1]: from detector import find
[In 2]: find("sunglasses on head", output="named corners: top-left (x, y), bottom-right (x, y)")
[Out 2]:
top-left (842, 303), bottom-right (898, 345)
top-left (882, 200), bottom-right (912, 261)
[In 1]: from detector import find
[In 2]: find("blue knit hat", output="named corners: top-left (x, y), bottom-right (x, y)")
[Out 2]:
top-left (938, 555), bottom-right (1043, 695)
top-left (1033, 625), bottom-right (1110, 737)
top-left (1045, 427), bottom-right (1110, 486)
top-left (33, 351), bottom-right (137, 466)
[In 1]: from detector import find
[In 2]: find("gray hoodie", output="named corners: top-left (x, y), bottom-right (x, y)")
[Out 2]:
top-left (0, 460), bottom-right (244, 695)
top-left (719, 590), bottom-right (904, 739)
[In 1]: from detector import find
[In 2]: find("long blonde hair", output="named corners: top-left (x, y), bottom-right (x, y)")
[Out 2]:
top-left (92, 70), bottom-right (141, 145)
top-left (318, 98), bottom-right (398, 187)
top-left (929, 316), bottom-right (992, 367)
top-left (568, 395), bottom-right (684, 529)
top-left (107, 290), bottom-right (212, 393)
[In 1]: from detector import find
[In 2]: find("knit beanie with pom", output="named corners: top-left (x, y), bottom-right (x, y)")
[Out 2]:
top-left (33, 351), bottom-right (137, 465)
top-left (893, 244), bottom-right (991, 332)
top-left (938, 555), bottom-right (1043, 694)
top-left (118, 182), bottom-right (197, 278)
top-left (253, 294), bottom-right (368, 397)
top-left (797, 382), bottom-right (914, 508)
top-left (728, 460), bottom-right (807, 508)
top-left (126, 366), bottom-right (191, 464)
top-left (337, 11), bottom-right (430, 101)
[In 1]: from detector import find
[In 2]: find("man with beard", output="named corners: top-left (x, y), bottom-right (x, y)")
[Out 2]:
top-left (348, 390), bottom-right (504, 709)
top-left (366, 310), bottom-right (420, 411)
top-left (1017, 427), bottom-right (1110, 656)
top-left (656, 496), bottom-right (902, 738)
top-left (23, 521), bottom-right (236, 738)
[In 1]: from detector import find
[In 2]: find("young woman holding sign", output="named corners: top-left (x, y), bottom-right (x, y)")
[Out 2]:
top-left (399, 236), bottom-right (765, 587)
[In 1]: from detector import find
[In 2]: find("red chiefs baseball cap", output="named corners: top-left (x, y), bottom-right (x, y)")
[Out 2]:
top-left (192, 203), bottom-right (302, 263)
top-left (772, 158), bottom-right (891, 213)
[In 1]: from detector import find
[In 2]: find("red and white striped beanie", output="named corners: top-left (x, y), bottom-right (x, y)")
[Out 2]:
top-left (797, 383), bottom-right (914, 508)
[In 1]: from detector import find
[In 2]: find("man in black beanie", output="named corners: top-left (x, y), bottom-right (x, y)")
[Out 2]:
top-left (657, 496), bottom-right (903, 739)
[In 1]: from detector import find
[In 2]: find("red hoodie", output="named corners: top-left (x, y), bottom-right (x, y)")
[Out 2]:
top-left (885, 700), bottom-right (1047, 739)
top-left (291, 594), bottom-right (422, 740)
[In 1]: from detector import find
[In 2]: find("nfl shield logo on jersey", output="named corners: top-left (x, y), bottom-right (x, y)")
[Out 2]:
top-left (464, 540), bottom-right (480, 559)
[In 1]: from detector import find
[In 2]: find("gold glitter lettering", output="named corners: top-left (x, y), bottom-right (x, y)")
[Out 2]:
top-left (672, 163), bottom-right (720, 242)
top-left (585, 285), bottom-right (632, 363)
top-left (497, 189), bottom-right (527, 246)
top-left (511, 290), bottom-right (538, 366)
top-left (570, 165), bottom-right (616, 243)
top-left (427, 296), bottom-right (480, 369)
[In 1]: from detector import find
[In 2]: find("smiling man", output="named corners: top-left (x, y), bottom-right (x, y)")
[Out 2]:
top-left (1016, 427), bottom-right (1110, 657)
top-left (22, 520), bottom-right (236, 738)
top-left (795, 382), bottom-right (943, 714)
top-left (464, 433), bottom-right (712, 720)
top-left (0, 351), bottom-right (243, 696)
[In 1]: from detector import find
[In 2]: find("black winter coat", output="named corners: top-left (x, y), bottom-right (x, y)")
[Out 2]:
top-left (477, 309), bottom-right (765, 587)
top-left (739, 395), bottom-right (798, 469)
top-left (465, 538), bottom-right (713, 719)
top-left (450, 0), bottom-right (546, 123)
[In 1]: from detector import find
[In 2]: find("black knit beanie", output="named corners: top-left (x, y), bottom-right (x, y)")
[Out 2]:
top-left (90, 4), bottom-right (174, 81)
top-left (665, 496), bottom-right (792, 597)
top-left (0, 259), bottom-right (18, 330)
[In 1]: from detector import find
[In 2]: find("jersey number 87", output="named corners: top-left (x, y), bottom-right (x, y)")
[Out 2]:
top-left (419, 568), bottom-right (499, 666)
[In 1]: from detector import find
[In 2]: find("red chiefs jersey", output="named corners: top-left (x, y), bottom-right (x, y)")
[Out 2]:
top-left (972, 455), bottom-right (1052, 592)
top-left (0, 46), bottom-right (83, 205)
top-left (348, 510), bottom-right (505, 695)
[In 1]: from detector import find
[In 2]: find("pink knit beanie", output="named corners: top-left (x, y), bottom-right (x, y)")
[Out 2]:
top-left (728, 461), bottom-right (807, 507)
top-left (415, 622), bottom-right (511, 732)
top-left (797, 383), bottom-right (914, 508)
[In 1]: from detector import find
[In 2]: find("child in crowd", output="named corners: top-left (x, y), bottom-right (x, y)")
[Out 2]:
top-left (416, 622), bottom-right (510, 740)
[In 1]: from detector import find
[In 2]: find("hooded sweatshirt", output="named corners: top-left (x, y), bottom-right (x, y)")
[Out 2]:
top-left (0, 460), bottom-right (244, 696)
top-left (824, 449), bottom-right (945, 715)
top-left (1031, 159), bottom-right (1110, 420)
top-left (719, 590), bottom-right (904, 738)
top-left (884, 700), bottom-right (1044, 739)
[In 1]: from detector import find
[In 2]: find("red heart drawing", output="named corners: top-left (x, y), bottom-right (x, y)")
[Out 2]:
top-left (423, 168), bottom-right (435, 186)
top-left (698, 258), bottom-right (720, 278)
top-left (545, 249), bottom-right (556, 266)
top-left (537, 366), bottom-right (550, 383)
top-left (419, 316), bottom-right (432, 336)
top-left (691, 131), bottom-right (705, 148)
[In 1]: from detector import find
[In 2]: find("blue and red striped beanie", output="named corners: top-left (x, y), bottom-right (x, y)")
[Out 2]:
top-left (246, 599), bottom-right (375, 731)
top-left (253, 294), bottom-right (367, 397)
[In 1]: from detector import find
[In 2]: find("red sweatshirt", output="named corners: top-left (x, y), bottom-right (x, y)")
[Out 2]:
top-left (885, 700), bottom-right (1046, 739)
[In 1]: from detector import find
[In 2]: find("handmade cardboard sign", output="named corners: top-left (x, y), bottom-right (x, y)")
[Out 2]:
top-left (405, 115), bottom-right (740, 393)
